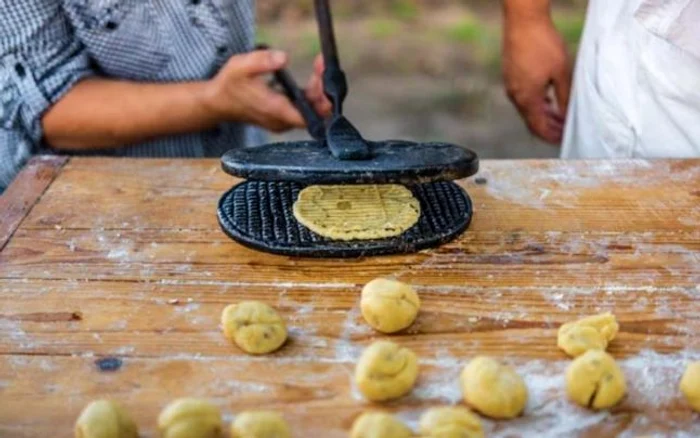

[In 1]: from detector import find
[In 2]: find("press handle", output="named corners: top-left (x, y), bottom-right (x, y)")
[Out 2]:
top-left (256, 44), bottom-right (326, 141)
top-left (314, 0), bottom-right (347, 115)
top-left (273, 69), bottom-right (326, 141)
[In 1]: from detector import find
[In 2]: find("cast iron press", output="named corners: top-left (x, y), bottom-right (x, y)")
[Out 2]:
top-left (217, 0), bottom-right (479, 258)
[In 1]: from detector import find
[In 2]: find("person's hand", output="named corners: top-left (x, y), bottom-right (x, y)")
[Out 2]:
top-left (305, 54), bottom-right (333, 118)
top-left (205, 50), bottom-right (305, 133)
top-left (503, 13), bottom-right (573, 144)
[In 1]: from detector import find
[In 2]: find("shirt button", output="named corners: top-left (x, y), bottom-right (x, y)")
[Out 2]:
top-left (105, 21), bottom-right (118, 30)
top-left (217, 46), bottom-right (228, 56)
top-left (14, 63), bottom-right (26, 78)
top-left (191, 0), bottom-right (201, 4)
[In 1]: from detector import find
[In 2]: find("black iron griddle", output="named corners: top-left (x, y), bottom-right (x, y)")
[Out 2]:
top-left (218, 181), bottom-right (473, 258)
top-left (217, 0), bottom-right (479, 258)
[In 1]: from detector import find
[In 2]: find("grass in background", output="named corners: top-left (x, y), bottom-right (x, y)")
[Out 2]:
top-left (255, 27), bottom-right (275, 47)
top-left (445, 17), bottom-right (486, 44)
top-left (553, 14), bottom-right (585, 46)
top-left (442, 15), bottom-right (502, 76)
top-left (256, 5), bottom-right (584, 80)
top-left (390, 0), bottom-right (419, 20)
top-left (369, 18), bottom-right (402, 38)
top-left (301, 30), bottom-right (321, 58)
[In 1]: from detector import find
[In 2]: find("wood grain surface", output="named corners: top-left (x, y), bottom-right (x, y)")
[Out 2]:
top-left (1, 158), bottom-right (699, 437)
top-left (0, 156), bottom-right (67, 251)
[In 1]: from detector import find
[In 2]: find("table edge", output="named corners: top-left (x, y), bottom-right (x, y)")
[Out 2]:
top-left (0, 156), bottom-right (68, 250)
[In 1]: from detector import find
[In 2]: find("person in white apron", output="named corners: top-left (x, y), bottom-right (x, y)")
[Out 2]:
top-left (502, 0), bottom-right (700, 158)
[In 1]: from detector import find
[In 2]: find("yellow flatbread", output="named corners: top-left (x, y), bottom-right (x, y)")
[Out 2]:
top-left (293, 185), bottom-right (421, 241)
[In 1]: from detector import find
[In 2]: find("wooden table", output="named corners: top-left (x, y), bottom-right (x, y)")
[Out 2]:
top-left (1, 157), bottom-right (699, 437)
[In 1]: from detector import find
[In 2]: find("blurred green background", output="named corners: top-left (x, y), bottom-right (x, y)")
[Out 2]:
top-left (257, 0), bottom-right (587, 158)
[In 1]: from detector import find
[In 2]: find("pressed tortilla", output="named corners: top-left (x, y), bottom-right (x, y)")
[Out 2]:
top-left (292, 185), bottom-right (420, 241)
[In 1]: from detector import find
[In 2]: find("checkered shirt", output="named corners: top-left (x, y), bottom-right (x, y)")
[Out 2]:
top-left (0, 0), bottom-right (263, 192)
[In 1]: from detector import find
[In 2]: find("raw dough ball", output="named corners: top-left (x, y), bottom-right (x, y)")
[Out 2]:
top-left (680, 361), bottom-right (700, 412)
top-left (221, 301), bottom-right (287, 355)
top-left (157, 398), bottom-right (223, 438)
top-left (361, 278), bottom-right (420, 333)
top-left (460, 356), bottom-right (528, 419)
top-left (75, 400), bottom-right (138, 438)
top-left (231, 411), bottom-right (291, 438)
top-left (355, 340), bottom-right (419, 402)
top-left (557, 312), bottom-right (619, 358)
top-left (566, 350), bottom-right (626, 409)
top-left (350, 412), bottom-right (412, 438)
top-left (419, 406), bottom-right (484, 438)
top-left (292, 184), bottom-right (420, 241)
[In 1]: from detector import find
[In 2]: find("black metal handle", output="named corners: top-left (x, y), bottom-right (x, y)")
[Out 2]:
top-left (314, 0), bottom-right (347, 115)
top-left (256, 44), bottom-right (326, 141)
top-left (273, 69), bottom-right (326, 141)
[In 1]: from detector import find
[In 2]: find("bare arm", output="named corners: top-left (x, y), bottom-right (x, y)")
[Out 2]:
top-left (503, 0), bottom-right (550, 22)
top-left (43, 50), bottom-right (331, 151)
top-left (502, 0), bottom-right (572, 144)
top-left (43, 79), bottom-right (217, 150)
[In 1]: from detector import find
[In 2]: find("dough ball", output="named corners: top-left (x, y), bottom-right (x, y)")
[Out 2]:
top-left (355, 340), bottom-right (419, 402)
top-left (680, 361), bottom-right (700, 412)
top-left (350, 412), bottom-right (412, 438)
top-left (231, 411), bottom-right (291, 438)
top-left (361, 278), bottom-right (420, 334)
top-left (221, 301), bottom-right (287, 355)
top-left (419, 406), bottom-right (484, 438)
top-left (566, 350), bottom-right (626, 409)
top-left (157, 398), bottom-right (223, 438)
top-left (557, 312), bottom-right (619, 358)
top-left (460, 356), bottom-right (528, 419)
top-left (74, 400), bottom-right (138, 438)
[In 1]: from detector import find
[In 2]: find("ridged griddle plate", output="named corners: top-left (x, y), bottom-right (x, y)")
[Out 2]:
top-left (217, 181), bottom-right (473, 258)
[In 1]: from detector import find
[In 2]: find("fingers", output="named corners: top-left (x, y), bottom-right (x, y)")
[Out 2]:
top-left (229, 50), bottom-right (289, 77)
top-left (304, 54), bottom-right (332, 118)
top-left (313, 54), bottom-right (325, 76)
top-left (305, 73), bottom-right (333, 118)
top-left (518, 96), bottom-right (563, 144)
top-left (508, 82), bottom-right (565, 144)
top-left (253, 85), bottom-right (306, 132)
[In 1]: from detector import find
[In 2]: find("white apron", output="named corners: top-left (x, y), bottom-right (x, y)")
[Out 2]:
top-left (562, 0), bottom-right (700, 158)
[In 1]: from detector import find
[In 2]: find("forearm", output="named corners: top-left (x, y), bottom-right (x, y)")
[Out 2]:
top-left (503, 0), bottom-right (552, 23)
top-left (42, 78), bottom-right (221, 151)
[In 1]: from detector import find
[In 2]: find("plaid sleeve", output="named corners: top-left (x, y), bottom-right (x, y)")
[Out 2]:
top-left (0, 0), bottom-right (94, 191)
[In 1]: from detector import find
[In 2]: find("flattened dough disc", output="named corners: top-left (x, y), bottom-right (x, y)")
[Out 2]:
top-left (292, 185), bottom-right (420, 241)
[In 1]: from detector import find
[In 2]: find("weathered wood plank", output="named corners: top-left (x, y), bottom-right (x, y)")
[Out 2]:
top-left (1, 229), bottom-right (697, 287)
top-left (0, 156), bottom-right (67, 250)
top-left (1, 353), bottom-right (698, 438)
top-left (1, 281), bottom-right (697, 360)
top-left (19, 159), bottom-right (700, 232)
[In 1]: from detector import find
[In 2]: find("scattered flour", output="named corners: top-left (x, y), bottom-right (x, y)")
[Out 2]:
top-left (334, 304), bottom-right (371, 364)
top-left (113, 346), bottom-right (135, 355)
top-left (38, 358), bottom-right (57, 372)
top-left (174, 303), bottom-right (200, 314)
top-left (224, 380), bottom-right (272, 394)
top-left (481, 159), bottom-right (697, 211)
top-left (403, 349), bottom-right (700, 437)
top-left (106, 247), bottom-right (130, 261)
top-left (107, 320), bottom-right (128, 330)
